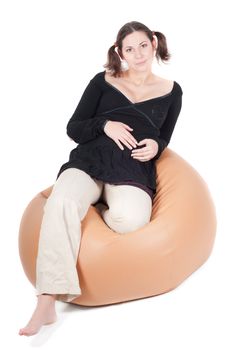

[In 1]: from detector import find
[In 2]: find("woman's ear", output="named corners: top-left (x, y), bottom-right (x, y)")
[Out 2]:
top-left (152, 38), bottom-right (157, 51)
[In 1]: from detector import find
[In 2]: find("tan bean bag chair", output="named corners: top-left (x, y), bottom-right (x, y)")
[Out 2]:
top-left (18, 148), bottom-right (217, 306)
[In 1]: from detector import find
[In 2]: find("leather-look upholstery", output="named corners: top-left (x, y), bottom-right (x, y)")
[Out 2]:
top-left (18, 148), bottom-right (217, 306)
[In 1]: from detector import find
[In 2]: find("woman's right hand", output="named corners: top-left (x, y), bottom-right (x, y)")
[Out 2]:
top-left (103, 121), bottom-right (138, 150)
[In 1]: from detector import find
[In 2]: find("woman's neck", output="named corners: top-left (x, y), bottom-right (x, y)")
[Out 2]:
top-left (122, 69), bottom-right (155, 86)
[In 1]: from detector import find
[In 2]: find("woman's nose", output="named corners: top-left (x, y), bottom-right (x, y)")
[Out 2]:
top-left (134, 49), bottom-right (143, 58)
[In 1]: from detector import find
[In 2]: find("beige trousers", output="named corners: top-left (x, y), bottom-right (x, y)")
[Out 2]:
top-left (36, 168), bottom-right (152, 302)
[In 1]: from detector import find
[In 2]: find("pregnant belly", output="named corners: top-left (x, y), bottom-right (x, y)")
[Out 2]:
top-left (70, 133), bottom-right (154, 180)
top-left (82, 133), bottom-right (148, 165)
top-left (78, 135), bottom-right (132, 162)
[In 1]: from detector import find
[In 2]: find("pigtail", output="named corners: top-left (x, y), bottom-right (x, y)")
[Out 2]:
top-left (103, 45), bottom-right (122, 77)
top-left (154, 31), bottom-right (171, 63)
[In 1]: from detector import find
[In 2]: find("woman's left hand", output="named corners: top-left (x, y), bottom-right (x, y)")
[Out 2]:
top-left (131, 138), bottom-right (158, 162)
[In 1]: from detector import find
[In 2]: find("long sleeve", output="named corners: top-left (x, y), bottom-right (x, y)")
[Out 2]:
top-left (66, 78), bottom-right (108, 144)
top-left (153, 87), bottom-right (183, 160)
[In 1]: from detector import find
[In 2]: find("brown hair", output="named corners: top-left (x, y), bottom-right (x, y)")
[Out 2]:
top-left (103, 21), bottom-right (171, 77)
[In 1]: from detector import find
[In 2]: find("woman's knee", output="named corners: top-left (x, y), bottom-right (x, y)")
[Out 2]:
top-left (103, 185), bottom-right (152, 233)
top-left (104, 205), bottom-right (151, 234)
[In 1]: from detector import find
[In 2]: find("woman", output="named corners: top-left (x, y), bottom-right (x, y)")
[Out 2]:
top-left (19, 20), bottom-right (183, 336)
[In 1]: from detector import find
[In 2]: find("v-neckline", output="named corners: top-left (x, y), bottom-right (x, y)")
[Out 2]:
top-left (103, 71), bottom-right (175, 105)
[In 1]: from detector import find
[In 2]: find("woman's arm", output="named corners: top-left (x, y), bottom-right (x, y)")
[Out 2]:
top-left (66, 78), bottom-right (108, 144)
top-left (153, 87), bottom-right (183, 160)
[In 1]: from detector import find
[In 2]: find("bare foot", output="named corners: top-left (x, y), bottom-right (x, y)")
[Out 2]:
top-left (19, 294), bottom-right (57, 336)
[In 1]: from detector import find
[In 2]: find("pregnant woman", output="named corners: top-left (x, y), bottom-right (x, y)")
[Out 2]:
top-left (19, 20), bottom-right (183, 336)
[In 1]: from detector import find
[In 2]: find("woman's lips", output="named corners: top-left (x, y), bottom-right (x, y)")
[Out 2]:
top-left (136, 60), bottom-right (146, 65)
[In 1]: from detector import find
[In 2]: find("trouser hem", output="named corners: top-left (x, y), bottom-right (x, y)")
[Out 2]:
top-left (36, 286), bottom-right (82, 302)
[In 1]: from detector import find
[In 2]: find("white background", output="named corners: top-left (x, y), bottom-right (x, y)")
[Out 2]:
top-left (1, 0), bottom-right (231, 348)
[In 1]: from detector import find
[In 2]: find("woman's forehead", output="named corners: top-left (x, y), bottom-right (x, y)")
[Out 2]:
top-left (122, 31), bottom-right (149, 47)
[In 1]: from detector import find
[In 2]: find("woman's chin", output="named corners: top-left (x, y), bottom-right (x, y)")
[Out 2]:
top-left (133, 65), bottom-right (149, 72)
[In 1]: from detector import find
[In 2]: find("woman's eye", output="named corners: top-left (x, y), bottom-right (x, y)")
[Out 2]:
top-left (125, 44), bottom-right (147, 52)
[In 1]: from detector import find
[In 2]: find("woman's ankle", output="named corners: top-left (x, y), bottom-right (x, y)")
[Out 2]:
top-left (37, 294), bottom-right (57, 304)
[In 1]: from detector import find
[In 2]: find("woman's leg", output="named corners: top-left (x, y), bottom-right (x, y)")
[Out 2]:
top-left (36, 168), bottom-right (103, 301)
top-left (19, 168), bottom-right (103, 336)
top-left (101, 184), bottom-right (152, 234)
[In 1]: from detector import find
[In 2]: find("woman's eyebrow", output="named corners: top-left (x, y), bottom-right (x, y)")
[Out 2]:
top-left (125, 41), bottom-right (148, 48)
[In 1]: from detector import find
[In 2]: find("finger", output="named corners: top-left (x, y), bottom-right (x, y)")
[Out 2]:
top-left (132, 155), bottom-right (150, 161)
top-left (132, 149), bottom-right (150, 155)
top-left (120, 137), bottom-right (134, 150)
top-left (123, 124), bottom-right (133, 131)
top-left (123, 131), bottom-right (138, 147)
top-left (132, 153), bottom-right (149, 158)
top-left (137, 140), bottom-right (147, 146)
top-left (123, 138), bottom-right (137, 149)
top-left (132, 152), bottom-right (151, 159)
top-left (122, 126), bottom-right (139, 146)
top-left (115, 139), bottom-right (124, 150)
top-left (132, 156), bottom-right (149, 162)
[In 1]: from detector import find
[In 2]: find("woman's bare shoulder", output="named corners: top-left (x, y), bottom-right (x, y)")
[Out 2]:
top-left (154, 75), bottom-right (174, 88)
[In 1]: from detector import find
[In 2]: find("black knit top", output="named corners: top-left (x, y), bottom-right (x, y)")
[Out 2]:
top-left (57, 70), bottom-right (183, 198)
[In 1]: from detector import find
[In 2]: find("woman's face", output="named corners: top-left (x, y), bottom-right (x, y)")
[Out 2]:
top-left (121, 31), bottom-right (156, 72)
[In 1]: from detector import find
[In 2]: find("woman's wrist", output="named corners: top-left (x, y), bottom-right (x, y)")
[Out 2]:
top-left (102, 119), bottom-right (109, 132)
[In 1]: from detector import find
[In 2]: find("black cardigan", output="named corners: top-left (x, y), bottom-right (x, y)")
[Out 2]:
top-left (57, 70), bottom-right (183, 193)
